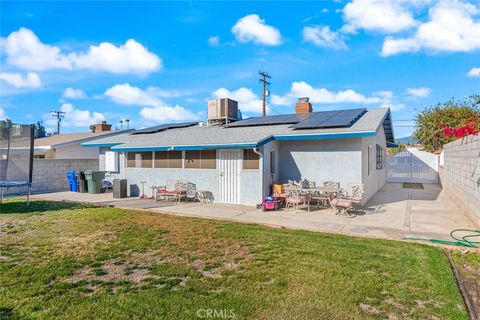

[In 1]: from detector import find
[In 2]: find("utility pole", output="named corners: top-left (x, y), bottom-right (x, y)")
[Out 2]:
top-left (50, 109), bottom-right (66, 135)
top-left (259, 71), bottom-right (271, 116)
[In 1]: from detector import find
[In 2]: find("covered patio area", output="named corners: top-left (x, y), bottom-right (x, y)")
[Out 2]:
top-left (30, 183), bottom-right (477, 244)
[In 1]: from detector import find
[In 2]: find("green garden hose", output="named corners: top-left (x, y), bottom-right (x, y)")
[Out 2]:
top-left (405, 229), bottom-right (480, 248)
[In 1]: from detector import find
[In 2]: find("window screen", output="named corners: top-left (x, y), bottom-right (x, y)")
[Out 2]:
top-left (140, 152), bottom-right (153, 168)
top-left (185, 150), bottom-right (201, 168)
top-left (154, 151), bottom-right (182, 168)
top-left (243, 149), bottom-right (259, 170)
top-left (185, 150), bottom-right (216, 169)
top-left (201, 150), bottom-right (216, 169)
top-left (126, 152), bottom-right (152, 168)
top-left (126, 152), bottom-right (135, 168)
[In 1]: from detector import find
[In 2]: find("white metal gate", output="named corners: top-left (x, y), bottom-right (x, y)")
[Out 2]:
top-left (218, 149), bottom-right (241, 204)
top-left (387, 149), bottom-right (438, 184)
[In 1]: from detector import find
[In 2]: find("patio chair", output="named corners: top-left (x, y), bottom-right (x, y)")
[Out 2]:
top-left (186, 182), bottom-right (197, 202)
top-left (343, 183), bottom-right (364, 206)
top-left (156, 179), bottom-right (187, 203)
top-left (323, 181), bottom-right (340, 188)
top-left (285, 189), bottom-right (311, 213)
top-left (329, 193), bottom-right (355, 217)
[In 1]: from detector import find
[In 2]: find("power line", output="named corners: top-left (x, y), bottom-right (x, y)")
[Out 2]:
top-left (259, 71), bottom-right (271, 117)
top-left (50, 109), bottom-right (66, 135)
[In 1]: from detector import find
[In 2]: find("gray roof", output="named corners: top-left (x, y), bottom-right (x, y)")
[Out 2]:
top-left (83, 108), bottom-right (393, 151)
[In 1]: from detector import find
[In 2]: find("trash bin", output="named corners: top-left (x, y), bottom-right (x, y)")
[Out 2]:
top-left (84, 170), bottom-right (105, 194)
top-left (76, 171), bottom-right (88, 193)
top-left (113, 179), bottom-right (128, 198)
top-left (66, 170), bottom-right (78, 192)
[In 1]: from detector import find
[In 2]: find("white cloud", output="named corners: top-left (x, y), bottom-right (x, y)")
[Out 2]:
top-left (270, 82), bottom-right (406, 111)
top-left (467, 67), bottom-right (480, 77)
top-left (104, 83), bottom-right (163, 106)
top-left (62, 87), bottom-right (87, 99)
top-left (208, 36), bottom-right (220, 46)
top-left (45, 103), bottom-right (105, 129)
top-left (212, 87), bottom-right (264, 114)
top-left (0, 27), bottom-right (73, 71)
top-left (0, 108), bottom-right (6, 120)
top-left (381, 0), bottom-right (480, 56)
top-left (302, 25), bottom-right (347, 50)
top-left (406, 87), bottom-right (431, 99)
top-left (232, 14), bottom-right (282, 46)
top-left (72, 39), bottom-right (162, 75)
top-left (0, 72), bottom-right (41, 88)
top-left (270, 81), bottom-right (388, 106)
top-left (139, 105), bottom-right (199, 123)
top-left (0, 27), bottom-right (162, 75)
top-left (104, 83), bottom-right (199, 123)
top-left (378, 102), bottom-right (406, 111)
top-left (342, 0), bottom-right (417, 33)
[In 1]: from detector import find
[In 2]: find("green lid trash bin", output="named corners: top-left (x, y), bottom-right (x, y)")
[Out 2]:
top-left (84, 170), bottom-right (105, 194)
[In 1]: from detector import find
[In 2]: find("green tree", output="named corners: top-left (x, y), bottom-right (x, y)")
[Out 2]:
top-left (413, 95), bottom-right (480, 152)
top-left (387, 143), bottom-right (407, 155)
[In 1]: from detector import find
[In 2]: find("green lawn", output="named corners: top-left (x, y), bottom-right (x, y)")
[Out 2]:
top-left (0, 199), bottom-right (469, 319)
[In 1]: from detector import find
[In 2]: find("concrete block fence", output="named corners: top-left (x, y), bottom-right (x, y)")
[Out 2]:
top-left (3, 159), bottom-right (99, 195)
top-left (443, 135), bottom-right (480, 225)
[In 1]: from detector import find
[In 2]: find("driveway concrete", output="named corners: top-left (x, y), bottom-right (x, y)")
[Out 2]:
top-left (30, 183), bottom-right (477, 245)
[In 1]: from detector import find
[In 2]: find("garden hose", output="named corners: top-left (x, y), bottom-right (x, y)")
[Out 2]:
top-left (404, 229), bottom-right (480, 248)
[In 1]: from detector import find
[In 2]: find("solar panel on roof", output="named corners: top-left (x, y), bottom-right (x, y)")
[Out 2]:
top-left (317, 108), bottom-right (367, 128)
top-left (290, 110), bottom-right (341, 129)
top-left (132, 122), bottom-right (198, 134)
top-left (227, 114), bottom-right (297, 127)
top-left (226, 113), bottom-right (314, 128)
top-left (292, 108), bottom-right (367, 129)
top-left (225, 108), bottom-right (367, 129)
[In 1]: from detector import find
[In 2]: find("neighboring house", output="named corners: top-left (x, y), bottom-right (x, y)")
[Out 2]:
top-left (83, 99), bottom-right (395, 206)
top-left (34, 121), bottom-right (131, 159)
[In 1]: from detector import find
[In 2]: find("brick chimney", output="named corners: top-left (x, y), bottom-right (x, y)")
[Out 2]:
top-left (295, 97), bottom-right (312, 114)
top-left (91, 121), bottom-right (112, 132)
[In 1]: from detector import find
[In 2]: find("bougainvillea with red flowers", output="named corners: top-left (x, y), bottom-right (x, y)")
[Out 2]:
top-left (413, 95), bottom-right (480, 152)
top-left (440, 115), bottom-right (480, 139)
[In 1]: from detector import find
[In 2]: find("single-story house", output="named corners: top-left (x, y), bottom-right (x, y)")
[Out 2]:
top-left (34, 121), bottom-right (131, 159)
top-left (83, 99), bottom-right (395, 206)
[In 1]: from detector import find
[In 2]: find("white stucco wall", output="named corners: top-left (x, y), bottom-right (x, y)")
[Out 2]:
top-left (278, 138), bottom-right (363, 190)
top-left (53, 144), bottom-right (99, 159)
top-left (98, 149), bottom-right (263, 205)
top-left (95, 132), bottom-right (389, 206)
top-left (361, 126), bottom-right (387, 204)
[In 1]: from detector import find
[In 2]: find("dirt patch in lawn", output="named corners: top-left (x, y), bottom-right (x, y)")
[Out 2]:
top-left (64, 257), bottom-right (191, 295)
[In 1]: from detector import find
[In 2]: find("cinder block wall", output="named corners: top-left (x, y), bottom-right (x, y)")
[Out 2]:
top-left (3, 159), bottom-right (99, 194)
top-left (443, 135), bottom-right (480, 225)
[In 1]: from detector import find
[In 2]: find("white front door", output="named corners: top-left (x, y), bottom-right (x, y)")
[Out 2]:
top-left (218, 149), bottom-right (241, 204)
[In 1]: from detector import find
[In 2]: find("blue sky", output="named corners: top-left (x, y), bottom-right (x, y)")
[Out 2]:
top-left (1, 0), bottom-right (479, 138)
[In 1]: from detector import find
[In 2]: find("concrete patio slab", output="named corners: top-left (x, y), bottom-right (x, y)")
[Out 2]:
top-left (28, 183), bottom-right (478, 245)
